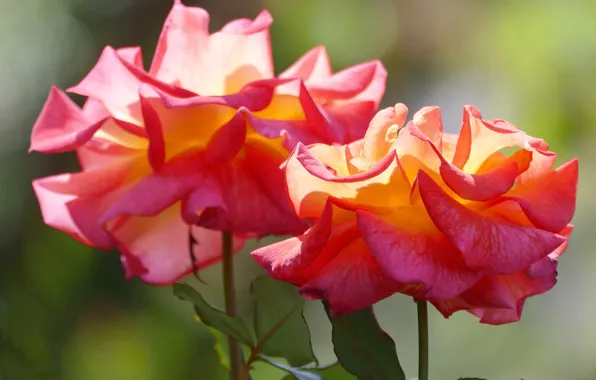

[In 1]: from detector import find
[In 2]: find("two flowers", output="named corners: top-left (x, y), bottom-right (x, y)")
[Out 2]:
top-left (31, 1), bottom-right (577, 325)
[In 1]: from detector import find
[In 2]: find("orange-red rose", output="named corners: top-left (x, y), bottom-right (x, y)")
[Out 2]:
top-left (252, 104), bottom-right (577, 324)
top-left (30, 1), bottom-right (387, 284)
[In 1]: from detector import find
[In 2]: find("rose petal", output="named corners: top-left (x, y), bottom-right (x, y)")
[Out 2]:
top-left (432, 275), bottom-right (517, 319)
top-left (99, 151), bottom-right (209, 222)
top-left (408, 122), bottom-right (526, 202)
top-left (357, 210), bottom-right (480, 300)
top-left (139, 85), bottom-right (166, 170)
top-left (362, 104), bottom-right (408, 162)
top-left (150, 2), bottom-right (273, 95)
top-left (306, 60), bottom-right (386, 102)
top-left (468, 256), bottom-right (558, 325)
top-left (515, 149), bottom-right (557, 186)
top-left (68, 46), bottom-right (145, 122)
top-left (29, 87), bottom-right (104, 153)
top-left (69, 46), bottom-right (191, 123)
top-left (412, 106), bottom-right (443, 150)
top-left (503, 159), bottom-right (578, 233)
top-left (154, 78), bottom-right (281, 111)
top-left (452, 105), bottom-right (548, 172)
top-left (113, 204), bottom-right (245, 284)
top-left (116, 46), bottom-right (144, 68)
top-left (279, 46), bottom-right (332, 82)
top-left (251, 200), bottom-right (333, 284)
top-left (299, 237), bottom-right (400, 315)
top-left (325, 100), bottom-right (381, 144)
top-left (196, 153), bottom-right (306, 236)
top-left (417, 170), bottom-right (566, 274)
top-left (286, 143), bottom-right (410, 218)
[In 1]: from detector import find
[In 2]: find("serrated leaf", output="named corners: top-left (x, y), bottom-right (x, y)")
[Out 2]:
top-left (325, 304), bottom-right (405, 380)
top-left (282, 363), bottom-right (356, 380)
top-left (174, 283), bottom-right (254, 347)
top-left (259, 355), bottom-right (321, 380)
top-left (251, 276), bottom-right (316, 367)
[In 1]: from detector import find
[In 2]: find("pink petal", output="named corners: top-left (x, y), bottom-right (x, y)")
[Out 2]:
top-left (32, 161), bottom-right (134, 249)
top-left (220, 9), bottom-right (272, 34)
top-left (279, 46), bottom-right (332, 82)
top-left (154, 78), bottom-right (281, 111)
top-left (299, 237), bottom-right (400, 316)
top-left (196, 152), bottom-right (307, 236)
top-left (357, 211), bottom-right (480, 300)
top-left (149, 1), bottom-right (210, 87)
top-left (432, 275), bottom-right (517, 319)
top-left (504, 159), bottom-right (578, 233)
top-left (150, 3), bottom-right (273, 95)
top-left (68, 46), bottom-right (145, 122)
top-left (439, 158), bottom-right (520, 202)
top-left (139, 85), bottom-right (166, 170)
top-left (306, 61), bottom-right (386, 102)
top-left (273, 79), bottom-right (333, 143)
top-left (180, 174), bottom-right (225, 224)
top-left (99, 151), bottom-right (209, 223)
top-left (116, 46), bottom-right (144, 68)
top-left (69, 46), bottom-right (191, 123)
top-left (76, 140), bottom-right (144, 171)
top-left (29, 87), bottom-right (104, 153)
top-left (417, 170), bottom-right (567, 274)
top-left (113, 204), bottom-right (245, 284)
top-left (325, 100), bottom-right (381, 144)
top-left (248, 114), bottom-right (324, 151)
top-left (251, 200), bottom-right (333, 284)
top-left (468, 256), bottom-right (558, 325)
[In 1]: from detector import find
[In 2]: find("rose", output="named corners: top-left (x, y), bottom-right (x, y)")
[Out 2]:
top-left (252, 103), bottom-right (577, 324)
top-left (30, 1), bottom-right (387, 284)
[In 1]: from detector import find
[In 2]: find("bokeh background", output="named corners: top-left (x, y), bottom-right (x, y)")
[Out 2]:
top-left (1, 0), bottom-right (595, 379)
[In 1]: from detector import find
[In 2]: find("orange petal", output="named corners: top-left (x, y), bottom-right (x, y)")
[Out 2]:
top-left (362, 104), bottom-right (408, 162)
top-left (452, 105), bottom-right (548, 172)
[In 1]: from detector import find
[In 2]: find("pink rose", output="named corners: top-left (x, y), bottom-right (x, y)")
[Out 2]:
top-left (253, 104), bottom-right (577, 324)
top-left (30, 1), bottom-right (387, 284)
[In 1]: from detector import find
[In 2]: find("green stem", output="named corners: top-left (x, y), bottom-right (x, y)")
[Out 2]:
top-left (222, 231), bottom-right (241, 380)
top-left (417, 299), bottom-right (429, 380)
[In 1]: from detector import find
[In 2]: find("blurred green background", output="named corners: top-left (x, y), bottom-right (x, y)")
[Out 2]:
top-left (1, 0), bottom-right (595, 379)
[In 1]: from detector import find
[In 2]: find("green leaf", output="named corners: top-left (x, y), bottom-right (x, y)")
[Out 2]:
top-left (282, 363), bottom-right (356, 380)
top-left (206, 326), bottom-right (230, 371)
top-left (325, 303), bottom-right (406, 380)
top-left (259, 355), bottom-right (321, 380)
top-left (250, 276), bottom-right (317, 367)
top-left (458, 378), bottom-right (487, 380)
top-left (173, 283), bottom-right (254, 347)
